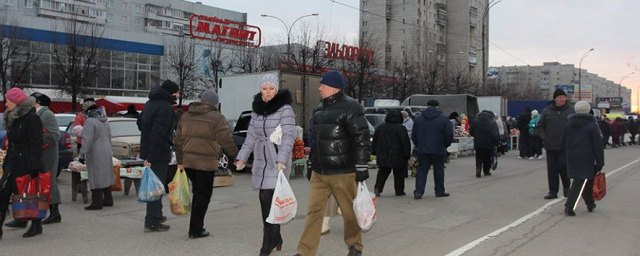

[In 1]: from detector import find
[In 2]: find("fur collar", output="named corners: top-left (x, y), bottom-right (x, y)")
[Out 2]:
top-left (252, 89), bottom-right (293, 116)
top-left (3, 97), bottom-right (36, 132)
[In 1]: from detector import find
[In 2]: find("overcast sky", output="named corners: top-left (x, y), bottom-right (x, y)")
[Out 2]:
top-left (201, 0), bottom-right (640, 101)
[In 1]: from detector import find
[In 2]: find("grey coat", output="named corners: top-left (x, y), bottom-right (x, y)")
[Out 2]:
top-left (36, 107), bottom-right (60, 174)
top-left (36, 106), bottom-right (60, 204)
top-left (78, 112), bottom-right (114, 190)
top-left (237, 90), bottom-right (295, 190)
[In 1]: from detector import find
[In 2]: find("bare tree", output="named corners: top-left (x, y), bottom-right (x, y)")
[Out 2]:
top-left (415, 50), bottom-right (447, 95)
top-left (445, 60), bottom-right (477, 95)
top-left (285, 23), bottom-right (334, 74)
top-left (165, 36), bottom-right (200, 105)
top-left (388, 57), bottom-right (418, 101)
top-left (50, 19), bottom-right (106, 113)
top-left (232, 46), bottom-right (261, 74)
top-left (339, 35), bottom-right (382, 102)
top-left (0, 7), bottom-right (40, 98)
top-left (202, 41), bottom-right (234, 91)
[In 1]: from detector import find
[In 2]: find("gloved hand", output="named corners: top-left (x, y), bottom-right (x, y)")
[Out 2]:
top-left (79, 157), bottom-right (86, 165)
top-left (234, 161), bottom-right (246, 171)
top-left (277, 162), bottom-right (286, 172)
top-left (306, 160), bottom-right (313, 181)
top-left (355, 165), bottom-right (369, 182)
top-left (595, 165), bottom-right (603, 174)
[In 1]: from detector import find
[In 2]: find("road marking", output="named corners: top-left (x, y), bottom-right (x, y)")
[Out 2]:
top-left (445, 158), bottom-right (640, 256)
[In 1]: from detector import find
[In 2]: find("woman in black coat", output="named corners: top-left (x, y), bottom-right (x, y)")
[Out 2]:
top-left (0, 88), bottom-right (45, 239)
top-left (562, 101), bottom-right (604, 216)
top-left (372, 110), bottom-right (411, 196)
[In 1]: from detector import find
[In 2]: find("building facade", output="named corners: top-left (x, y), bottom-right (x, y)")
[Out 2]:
top-left (359, 0), bottom-right (487, 79)
top-left (490, 62), bottom-right (631, 108)
top-left (1, 0), bottom-right (246, 97)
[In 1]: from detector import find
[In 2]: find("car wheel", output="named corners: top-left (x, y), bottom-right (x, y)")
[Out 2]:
top-left (219, 153), bottom-right (236, 171)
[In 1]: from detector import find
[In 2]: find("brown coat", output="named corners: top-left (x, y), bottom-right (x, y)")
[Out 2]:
top-left (174, 102), bottom-right (238, 171)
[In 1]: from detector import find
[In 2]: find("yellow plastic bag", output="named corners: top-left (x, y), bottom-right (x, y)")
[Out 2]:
top-left (168, 168), bottom-right (191, 215)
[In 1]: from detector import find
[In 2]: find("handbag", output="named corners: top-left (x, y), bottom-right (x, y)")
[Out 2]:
top-left (15, 172), bottom-right (51, 203)
top-left (593, 172), bottom-right (606, 201)
top-left (12, 176), bottom-right (49, 221)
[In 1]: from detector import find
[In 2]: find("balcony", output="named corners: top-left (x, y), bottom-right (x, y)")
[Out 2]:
top-left (146, 12), bottom-right (188, 25)
top-left (470, 17), bottom-right (477, 28)
top-left (468, 54), bottom-right (477, 67)
top-left (436, 11), bottom-right (447, 26)
top-left (385, 2), bottom-right (392, 20)
top-left (435, 0), bottom-right (446, 9)
top-left (37, 8), bottom-right (107, 24)
top-left (145, 25), bottom-right (184, 36)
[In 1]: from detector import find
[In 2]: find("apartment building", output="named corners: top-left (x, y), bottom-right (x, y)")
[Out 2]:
top-left (1, 0), bottom-right (246, 97)
top-left (491, 62), bottom-right (631, 107)
top-left (359, 0), bottom-right (487, 79)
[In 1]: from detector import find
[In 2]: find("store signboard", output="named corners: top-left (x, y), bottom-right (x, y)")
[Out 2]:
top-left (189, 14), bottom-right (261, 47)
top-left (316, 40), bottom-right (375, 64)
top-left (554, 84), bottom-right (592, 102)
top-left (596, 97), bottom-right (622, 108)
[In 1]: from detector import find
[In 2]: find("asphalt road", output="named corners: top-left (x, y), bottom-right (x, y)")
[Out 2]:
top-left (1, 146), bottom-right (639, 256)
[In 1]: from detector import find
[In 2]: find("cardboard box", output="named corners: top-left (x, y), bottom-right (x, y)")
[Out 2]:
top-left (214, 175), bottom-right (234, 187)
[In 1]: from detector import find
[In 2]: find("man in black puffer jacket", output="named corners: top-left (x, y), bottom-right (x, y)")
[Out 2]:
top-left (295, 70), bottom-right (371, 256)
top-left (372, 110), bottom-right (411, 196)
top-left (138, 80), bottom-right (179, 233)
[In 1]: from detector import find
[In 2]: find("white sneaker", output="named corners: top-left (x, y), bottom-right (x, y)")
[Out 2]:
top-left (528, 157), bottom-right (534, 160)
top-left (537, 155), bottom-right (544, 160)
top-left (517, 156), bottom-right (523, 159)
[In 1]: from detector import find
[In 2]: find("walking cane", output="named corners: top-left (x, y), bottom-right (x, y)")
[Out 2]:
top-left (572, 179), bottom-right (589, 211)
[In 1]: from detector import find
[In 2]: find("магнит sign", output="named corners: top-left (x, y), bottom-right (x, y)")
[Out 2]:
top-left (189, 14), bottom-right (261, 47)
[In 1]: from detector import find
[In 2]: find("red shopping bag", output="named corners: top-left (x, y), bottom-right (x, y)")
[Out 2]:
top-left (16, 172), bottom-right (51, 203)
top-left (593, 172), bottom-right (606, 201)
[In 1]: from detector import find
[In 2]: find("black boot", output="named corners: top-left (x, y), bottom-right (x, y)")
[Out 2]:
top-left (103, 188), bottom-right (114, 207)
top-left (42, 204), bottom-right (61, 224)
top-left (22, 220), bottom-right (42, 238)
top-left (475, 168), bottom-right (481, 178)
top-left (271, 225), bottom-right (283, 252)
top-left (259, 226), bottom-right (273, 256)
top-left (5, 219), bottom-right (27, 228)
top-left (85, 189), bottom-right (103, 210)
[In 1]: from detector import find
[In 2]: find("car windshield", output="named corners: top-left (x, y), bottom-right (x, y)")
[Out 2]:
top-left (56, 115), bottom-right (75, 128)
top-left (110, 120), bottom-right (141, 137)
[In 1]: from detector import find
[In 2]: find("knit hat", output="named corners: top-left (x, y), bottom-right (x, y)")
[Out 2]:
top-left (82, 100), bottom-right (97, 111)
top-left (5, 88), bottom-right (28, 105)
top-left (200, 89), bottom-right (219, 107)
top-left (31, 92), bottom-right (51, 106)
top-left (261, 74), bottom-right (279, 92)
top-left (427, 99), bottom-right (439, 107)
top-left (553, 88), bottom-right (567, 99)
top-left (574, 101), bottom-right (591, 114)
top-left (161, 80), bottom-right (180, 94)
top-left (320, 70), bottom-right (345, 90)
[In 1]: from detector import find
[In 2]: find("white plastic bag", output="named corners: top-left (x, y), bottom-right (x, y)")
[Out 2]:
top-left (269, 124), bottom-right (283, 146)
top-left (266, 171), bottom-right (297, 224)
top-left (353, 181), bottom-right (377, 231)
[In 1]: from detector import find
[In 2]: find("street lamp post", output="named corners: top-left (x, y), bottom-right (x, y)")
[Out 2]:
top-left (260, 13), bottom-right (319, 60)
top-left (481, 0), bottom-right (501, 96)
top-left (636, 84), bottom-right (640, 114)
top-left (618, 72), bottom-right (635, 100)
top-left (577, 48), bottom-right (594, 100)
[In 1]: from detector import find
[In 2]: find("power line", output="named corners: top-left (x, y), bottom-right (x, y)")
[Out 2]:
top-left (326, 0), bottom-right (529, 65)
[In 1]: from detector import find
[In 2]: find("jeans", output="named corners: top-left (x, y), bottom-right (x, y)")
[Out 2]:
top-left (297, 172), bottom-right (361, 256)
top-left (414, 154), bottom-right (446, 196)
top-left (186, 168), bottom-right (214, 235)
top-left (145, 161), bottom-right (169, 227)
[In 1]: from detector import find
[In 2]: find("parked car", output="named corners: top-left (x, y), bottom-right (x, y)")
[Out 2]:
top-left (108, 117), bottom-right (141, 159)
top-left (55, 113), bottom-right (76, 131)
top-left (365, 114), bottom-right (385, 129)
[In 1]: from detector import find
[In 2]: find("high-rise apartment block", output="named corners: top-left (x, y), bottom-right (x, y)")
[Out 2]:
top-left (359, 0), bottom-right (488, 78)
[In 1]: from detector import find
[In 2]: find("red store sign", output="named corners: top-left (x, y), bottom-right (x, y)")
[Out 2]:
top-left (316, 40), bottom-right (375, 63)
top-left (189, 14), bottom-right (261, 47)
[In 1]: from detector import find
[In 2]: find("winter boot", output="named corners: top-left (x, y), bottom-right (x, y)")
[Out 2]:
top-left (85, 189), bottom-right (104, 210)
top-left (475, 168), bottom-right (481, 178)
top-left (5, 219), bottom-right (27, 228)
top-left (22, 219), bottom-right (42, 238)
top-left (103, 187), bottom-right (114, 207)
top-left (42, 204), bottom-right (61, 224)
top-left (259, 226), bottom-right (274, 256)
top-left (271, 225), bottom-right (283, 251)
